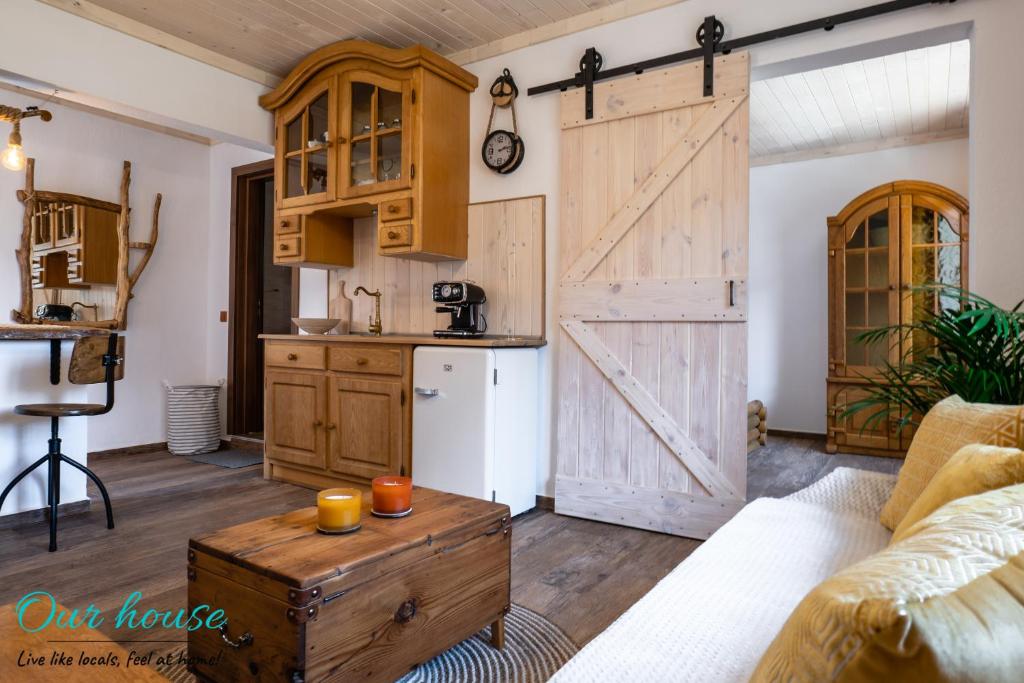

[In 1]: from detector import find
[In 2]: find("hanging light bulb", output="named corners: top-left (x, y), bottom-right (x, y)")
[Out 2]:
top-left (2, 121), bottom-right (24, 172)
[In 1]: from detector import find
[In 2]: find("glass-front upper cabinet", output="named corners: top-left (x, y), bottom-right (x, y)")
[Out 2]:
top-left (339, 72), bottom-right (412, 198)
top-left (277, 79), bottom-right (336, 208)
top-left (901, 193), bottom-right (968, 362)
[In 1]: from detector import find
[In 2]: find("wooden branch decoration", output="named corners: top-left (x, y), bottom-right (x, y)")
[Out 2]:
top-left (129, 192), bottom-right (160, 294)
top-left (12, 158), bottom-right (34, 324)
top-left (112, 161), bottom-right (131, 327)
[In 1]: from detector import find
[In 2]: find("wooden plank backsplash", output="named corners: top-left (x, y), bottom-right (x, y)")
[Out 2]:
top-left (328, 195), bottom-right (545, 337)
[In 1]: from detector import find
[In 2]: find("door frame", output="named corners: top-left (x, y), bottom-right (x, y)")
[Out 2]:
top-left (227, 158), bottom-right (299, 436)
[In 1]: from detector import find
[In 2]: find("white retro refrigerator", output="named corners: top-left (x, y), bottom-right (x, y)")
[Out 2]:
top-left (412, 346), bottom-right (539, 516)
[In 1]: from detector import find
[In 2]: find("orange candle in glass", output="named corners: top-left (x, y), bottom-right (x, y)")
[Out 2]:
top-left (317, 488), bottom-right (362, 533)
top-left (371, 476), bottom-right (413, 515)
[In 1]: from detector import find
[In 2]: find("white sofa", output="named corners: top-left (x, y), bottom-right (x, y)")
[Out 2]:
top-left (550, 468), bottom-right (898, 682)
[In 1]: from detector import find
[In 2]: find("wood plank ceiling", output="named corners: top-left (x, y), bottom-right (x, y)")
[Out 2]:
top-left (750, 40), bottom-right (970, 165)
top-left (79, 0), bottom-right (620, 76)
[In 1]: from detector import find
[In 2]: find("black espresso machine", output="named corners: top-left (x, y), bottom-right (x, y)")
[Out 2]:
top-left (432, 281), bottom-right (486, 338)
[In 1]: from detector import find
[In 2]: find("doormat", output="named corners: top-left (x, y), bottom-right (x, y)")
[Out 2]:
top-left (184, 448), bottom-right (262, 469)
top-left (156, 604), bottom-right (578, 682)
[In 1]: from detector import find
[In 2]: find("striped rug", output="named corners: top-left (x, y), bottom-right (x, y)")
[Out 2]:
top-left (156, 604), bottom-right (577, 682)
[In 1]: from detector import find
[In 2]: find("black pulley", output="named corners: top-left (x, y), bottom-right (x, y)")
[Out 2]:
top-left (578, 50), bottom-right (603, 74)
top-left (695, 18), bottom-right (724, 46)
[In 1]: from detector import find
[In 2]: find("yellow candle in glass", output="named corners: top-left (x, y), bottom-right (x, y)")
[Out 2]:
top-left (317, 488), bottom-right (362, 533)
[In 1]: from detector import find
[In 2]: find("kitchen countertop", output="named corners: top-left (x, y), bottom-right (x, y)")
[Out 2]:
top-left (259, 333), bottom-right (546, 348)
top-left (0, 323), bottom-right (109, 341)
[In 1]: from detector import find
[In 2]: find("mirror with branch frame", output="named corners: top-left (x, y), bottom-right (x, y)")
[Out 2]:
top-left (11, 159), bottom-right (160, 329)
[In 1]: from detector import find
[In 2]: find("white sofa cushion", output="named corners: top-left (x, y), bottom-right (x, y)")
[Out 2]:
top-left (550, 468), bottom-right (896, 683)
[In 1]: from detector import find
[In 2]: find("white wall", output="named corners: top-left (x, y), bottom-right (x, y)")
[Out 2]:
top-left (0, 99), bottom-right (214, 453)
top-left (748, 138), bottom-right (969, 434)
top-left (0, 0), bottom-right (272, 149)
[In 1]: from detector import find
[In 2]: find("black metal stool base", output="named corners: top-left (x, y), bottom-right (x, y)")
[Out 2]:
top-left (0, 417), bottom-right (114, 552)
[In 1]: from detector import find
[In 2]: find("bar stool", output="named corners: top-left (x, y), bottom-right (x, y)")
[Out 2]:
top-left (0, 333), bottom-right (124, 551)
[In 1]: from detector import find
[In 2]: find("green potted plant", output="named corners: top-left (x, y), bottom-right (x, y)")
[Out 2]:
top-left (843, 284), bottom-right (1024, 433)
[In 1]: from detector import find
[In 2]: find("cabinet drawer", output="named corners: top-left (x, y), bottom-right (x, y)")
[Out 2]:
top-left (379, 198), bottom-right (412, 222)
top-left (328, 346), bottom-right (402, 375)
top-left (267, 343), bottom-right (326, 370)
top-left (274, 235), bottom-right (301, 259)
top-left (276, 214), bottom-right (302, 235)
top-left (378, 223), bottom-right (412, 248)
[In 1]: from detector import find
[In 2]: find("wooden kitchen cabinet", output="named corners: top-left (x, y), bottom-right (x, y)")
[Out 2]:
top-left (327, 375), bottom-right (404, 481)
top-left (263, 339), bottom-right (411, 489)
top-left (264, 369), bottom-right (327, 470)
top-left (259, 41), bottom-right (477, 265)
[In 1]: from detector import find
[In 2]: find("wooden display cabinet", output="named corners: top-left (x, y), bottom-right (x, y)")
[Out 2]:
top-left (826, 180), bottom-right (968, 456)
top-left (260, 41), bottom-right (477, 266)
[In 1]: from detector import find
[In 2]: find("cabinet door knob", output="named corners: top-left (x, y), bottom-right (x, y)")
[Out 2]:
top-left (355, 357), bottom-right (368, 365)
top-left (287, 353), bottom-right (298, 360)
top-left (387, 231), bottom-right (398, 240)
top-left (313, 419), bottom-right (323, 427)
top-left (280, 244), bottom-right (289, 251)
top-left (387, 204), bottom-right (399, 213)
top-left (279, 219), bottom-right (289, 228)
top-left (327, 424), bottom-right (337, 431)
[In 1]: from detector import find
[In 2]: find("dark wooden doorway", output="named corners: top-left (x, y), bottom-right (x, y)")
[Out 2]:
top-left (228, 159), bottom-right (297, 438)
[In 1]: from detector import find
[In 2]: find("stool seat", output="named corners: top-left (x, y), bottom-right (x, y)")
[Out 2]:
top-left (15, 403), bottom-right (109, 417)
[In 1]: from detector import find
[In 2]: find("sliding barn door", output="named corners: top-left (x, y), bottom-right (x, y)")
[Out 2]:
top-left (555, 52), bottom-right (750, 539)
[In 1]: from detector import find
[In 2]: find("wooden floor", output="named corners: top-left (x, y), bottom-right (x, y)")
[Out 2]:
top-left (0, 435), bottom-right (894, 659)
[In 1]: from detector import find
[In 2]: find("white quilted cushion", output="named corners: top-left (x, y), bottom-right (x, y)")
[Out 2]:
top-left (550, 469), bottom-right (895, 683)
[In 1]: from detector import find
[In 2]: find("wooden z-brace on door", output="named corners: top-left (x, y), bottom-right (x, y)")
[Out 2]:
top-left (555, 52), bottom-right (749, 539)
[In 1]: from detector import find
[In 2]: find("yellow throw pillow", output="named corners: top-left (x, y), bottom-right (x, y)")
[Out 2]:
top-left (752, 483), bottom-right (1024, 683)
top-left (891, 444), bottom-right (1024, 543)
top-left (879, 395), bottom-right (1024, 530)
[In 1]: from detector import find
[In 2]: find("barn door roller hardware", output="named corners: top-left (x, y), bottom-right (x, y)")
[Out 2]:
top-left (528, 0), bottom-right (962, 119)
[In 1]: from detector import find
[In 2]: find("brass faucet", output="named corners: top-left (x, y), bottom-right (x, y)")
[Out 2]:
top-left (354, 286), bottom-right (383, 336)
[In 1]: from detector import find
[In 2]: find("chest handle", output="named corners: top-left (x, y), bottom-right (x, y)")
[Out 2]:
top-left (219, 622), bottom-right (253, 648)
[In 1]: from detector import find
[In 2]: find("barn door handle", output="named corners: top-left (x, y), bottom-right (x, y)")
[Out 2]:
top-left (727, 280), bottom-right (736, 306)
top-left (219, 622), bottom-right (253, 648)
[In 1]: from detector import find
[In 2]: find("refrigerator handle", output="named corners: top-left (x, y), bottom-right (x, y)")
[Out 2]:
top-left (414, 387), bottom-right (440, 398)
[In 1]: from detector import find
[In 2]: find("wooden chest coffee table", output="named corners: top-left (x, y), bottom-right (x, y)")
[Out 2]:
top-left (187, 487), bottom-right (511, 682)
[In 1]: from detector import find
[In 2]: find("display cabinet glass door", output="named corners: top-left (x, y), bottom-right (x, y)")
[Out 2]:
top-left (278, 80), bottom-right (335, 208)
top-left (340, 72), bottom-right (411, 198)
top-left (900, 193), bottom-right (967, 363)
top-left (834, 197), bottom-right (899, 378)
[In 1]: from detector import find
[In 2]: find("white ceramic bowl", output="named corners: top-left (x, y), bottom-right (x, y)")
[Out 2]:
top-left (291, 318), bottom-right (341, 335)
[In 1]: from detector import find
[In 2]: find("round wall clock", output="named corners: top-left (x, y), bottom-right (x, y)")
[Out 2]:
top-left (482, 129), bottom-right (524, 173)
top-left (481, 68), bottom-right (525, 175)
